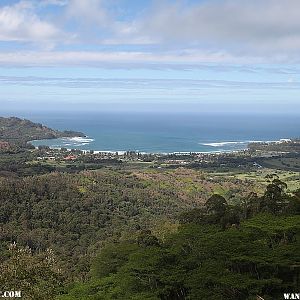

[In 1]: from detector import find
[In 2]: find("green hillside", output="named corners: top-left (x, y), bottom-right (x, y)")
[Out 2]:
top-left (0, 117), bottom-right (85, 145)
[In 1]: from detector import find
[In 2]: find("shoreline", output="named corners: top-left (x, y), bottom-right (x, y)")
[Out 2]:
top-left (31, 142), bottom-right (251, 156)
top-left (29, 137), bottom-right (294, 156)
top-left (34, 147), bottom-right (246, 155)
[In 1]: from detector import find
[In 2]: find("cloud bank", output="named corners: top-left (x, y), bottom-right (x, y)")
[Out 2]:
top-left (1, 0), bottom-right (300, 66)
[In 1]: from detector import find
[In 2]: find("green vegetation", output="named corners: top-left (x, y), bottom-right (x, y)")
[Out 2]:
top-left (0, 117), bottom-right (85, 146)
top-left (57, 181), bottom-right (300, 300)
top-left (211, 169), bottom-right (300, 194)
top-left (0, 117), bottom-right (299, 299)
top-left (0, 243), bottom-right (63, 300)
top-left (249, 139), bottom-right (300, 152)
top-left (0, 168), bottom-right (257, 279)
top-left (259, 156), bottom-right (300, 172)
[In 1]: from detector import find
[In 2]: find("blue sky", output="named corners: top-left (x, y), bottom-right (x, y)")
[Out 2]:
top-left (0, 0), bottom-right (300, 114)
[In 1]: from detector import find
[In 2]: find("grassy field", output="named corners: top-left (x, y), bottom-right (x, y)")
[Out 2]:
top-left (211, 168), bottom-right (300, 193)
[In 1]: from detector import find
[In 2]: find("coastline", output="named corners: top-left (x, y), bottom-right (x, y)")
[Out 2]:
top-left (29, 136), bottom-right (294, 156)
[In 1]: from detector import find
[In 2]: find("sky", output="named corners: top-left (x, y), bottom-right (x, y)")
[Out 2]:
top-left (1, 0), bottom-right (300, 114)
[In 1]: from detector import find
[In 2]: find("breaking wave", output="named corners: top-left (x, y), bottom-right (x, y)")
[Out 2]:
top-left (200, 139), bottom-right (291, 148)
top-left (65, 137), bottom-right (95, 143)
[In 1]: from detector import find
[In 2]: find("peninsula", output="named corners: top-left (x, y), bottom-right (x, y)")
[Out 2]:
top-left (0, 116), bottom-right (85, 146)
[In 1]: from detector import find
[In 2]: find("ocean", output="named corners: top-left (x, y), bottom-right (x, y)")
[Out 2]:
top-left (22, 112), bottom-right (300, 153)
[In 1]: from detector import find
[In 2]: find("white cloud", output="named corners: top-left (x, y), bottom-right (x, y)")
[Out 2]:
top-left (0, 1), bottom-right (63, 44)
top-left (138, 0), bottom-right (300, 56)
top-left (0, 49), bottom-right (268, 68)
top-left (66, 0), bottom-right (110, 28)
top-left (58, 0), bottom-right (300, 60)
top-left (2, 75), bottom-right (300, 91)
top-left (2, 48), bottom-right (300, 70)
top-left (39, 0), bottom-right (68, 6)
top-left (64, 0), bottom-right (142, 44)
top-left (1, 0), bottom-right (300, 64)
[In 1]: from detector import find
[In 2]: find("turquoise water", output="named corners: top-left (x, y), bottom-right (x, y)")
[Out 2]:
top-left (25, 112), bottom-right (300, 153)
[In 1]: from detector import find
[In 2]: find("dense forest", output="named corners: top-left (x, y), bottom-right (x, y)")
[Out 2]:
top-left (0, 171), bottom-right (299, 299)
top-left (57, 179), bottom-right (300, 300)
top-left (0, 118), bottom-right (299, 299)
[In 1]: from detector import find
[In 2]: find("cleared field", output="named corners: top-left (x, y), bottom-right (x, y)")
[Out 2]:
top-left (211, 168), bottom-right (300, 193)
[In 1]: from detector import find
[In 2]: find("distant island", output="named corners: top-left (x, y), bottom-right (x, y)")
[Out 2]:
top-left (0, 116), bottom-right (85, 146)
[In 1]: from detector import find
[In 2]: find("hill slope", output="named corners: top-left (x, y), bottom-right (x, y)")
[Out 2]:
top-left (0, 117), bottom-right (85, 145)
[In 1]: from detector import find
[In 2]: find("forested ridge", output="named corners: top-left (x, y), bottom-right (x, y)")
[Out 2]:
top-left (55, 178), bottom-right (300, 300)
top-left (0, 170), bottom-right (198, 278)
top-left (0, 169), bottom-right (299, 299)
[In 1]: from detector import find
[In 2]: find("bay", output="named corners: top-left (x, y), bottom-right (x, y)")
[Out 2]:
top-left (25, 112), bottom-right (300, 153)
